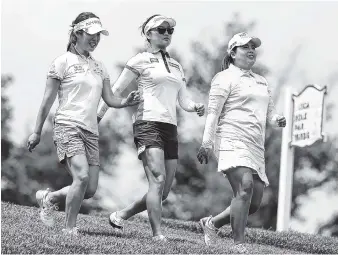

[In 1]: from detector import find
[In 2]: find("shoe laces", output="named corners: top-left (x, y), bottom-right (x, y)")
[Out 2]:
top-left (114, 212), bottom-right (124, 225)
top-left (42, 191), bottom-right (59, 213)
top-left (206, 217), bottom-right (220, 236)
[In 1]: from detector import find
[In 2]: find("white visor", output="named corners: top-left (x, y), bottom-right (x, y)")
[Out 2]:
top-left (73, 18), bottom-right (109, 36)
top-left (143, 15), bottom-right (176, 35)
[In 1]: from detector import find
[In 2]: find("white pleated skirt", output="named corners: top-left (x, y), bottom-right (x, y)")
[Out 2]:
top-left (213, 135), bottom-right (269, 186)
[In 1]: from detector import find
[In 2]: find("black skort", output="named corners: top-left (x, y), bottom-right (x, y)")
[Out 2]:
top-left (133, 120), bottom-right (178, 160)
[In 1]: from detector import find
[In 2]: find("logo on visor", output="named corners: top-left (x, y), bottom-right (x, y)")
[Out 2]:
top-left (238, 32), bottom-right (248, 38)
top-left (85, 20), bottom-right (102, 26)
top-left (150, 58), bottom-right (159, 63)
top-left (152, 16), bottom-right (164, 22)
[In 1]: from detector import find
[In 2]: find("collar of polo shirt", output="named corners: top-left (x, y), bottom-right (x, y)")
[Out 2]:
top-left (69, 44), bottom-right (94, 60)
top-left (229, 64), bottom-right (254, 76)
top-left (147, 47), bottom-right (170, 58)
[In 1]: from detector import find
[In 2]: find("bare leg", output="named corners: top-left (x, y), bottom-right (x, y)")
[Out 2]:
top-left (211, 174), bottom-right (265, 229)
top-left (226, 167), bottom-right (254, 244)
top-left (118, 159), bottom-right (178, 220)
top-left (47, 165), bottom-right (99, 203)
top-left (64, 154), bottom-right (90, 229)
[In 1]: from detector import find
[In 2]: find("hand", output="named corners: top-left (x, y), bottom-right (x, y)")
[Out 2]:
top-left (277, 116), bottom-right (286, 127)
top-left (197, 145), bottom-right (212, 164)
top-left (27, 133), bottom-right (41, 152)
top-left (123, 90), bottom-right (142, 106)
top-left (194, 103), bottom-right (205, 117)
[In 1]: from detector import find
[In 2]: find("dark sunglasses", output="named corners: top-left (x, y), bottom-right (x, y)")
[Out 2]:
top-left (151, 27), bottom-right (175, 35)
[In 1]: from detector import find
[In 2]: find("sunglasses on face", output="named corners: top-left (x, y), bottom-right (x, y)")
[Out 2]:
top-left (151, 27), bottom-right (175, 35)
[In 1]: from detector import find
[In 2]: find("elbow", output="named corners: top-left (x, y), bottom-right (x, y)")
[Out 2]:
top-left (112, 104), bottom-right (123, 109)
top-left (179, 102), bottom-right (194, 112)
top-left (180, 104), bottom-right (190, 112)
top-left (181, 106), bottom-right (193, 112)
top-left (102, 97), bottom-right (114, 108)
top-left (106, 100), bottom-right (123, 109)
top-left (105, 101), bottom-right (117, 108)
top-left (186, 108), bottom-right (195, 112)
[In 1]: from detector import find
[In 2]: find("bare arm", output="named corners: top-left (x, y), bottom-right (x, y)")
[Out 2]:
top-left (98, 68), bottom-right (138, 119)
top-left (177, 83), bottom-right (205, 116)
top-left (34, 78), bottom-right (60, 134)
top-left (177, 83), bottom-right (196, 112)
top-left (27, 78), bottom-right (59, 151)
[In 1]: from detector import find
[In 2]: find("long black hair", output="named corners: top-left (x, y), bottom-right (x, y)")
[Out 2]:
top-left (67, 12), bottom-right (99, 51)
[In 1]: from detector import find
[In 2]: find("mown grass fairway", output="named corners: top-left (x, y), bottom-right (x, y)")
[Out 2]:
top-left (1, 202), bottom-right (337, 254)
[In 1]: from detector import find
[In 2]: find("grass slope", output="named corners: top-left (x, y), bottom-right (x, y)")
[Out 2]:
top-left (1, 202), bottom-right (337, 254)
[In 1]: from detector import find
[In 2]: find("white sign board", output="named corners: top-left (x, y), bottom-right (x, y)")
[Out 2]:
top-left (291, 85), bottom-right (327, 147)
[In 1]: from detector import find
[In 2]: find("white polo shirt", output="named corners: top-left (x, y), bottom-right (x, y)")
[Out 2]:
top-left (47, 50), bottom-right (110, 134)
top-left (125, 49), bottom-right (186, 125)
top-left (203, 64), bottom-right (280, 150)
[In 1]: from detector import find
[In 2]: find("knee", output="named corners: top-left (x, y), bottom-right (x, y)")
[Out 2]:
top-left (148, 165), bottom-right (166, 186)
top-left (148, 170), bottom-right (166, 197)
top-left (73, 170), bottom-right (90, 186)
top-left (75, 174), bottom-right (89, 187)
top-left (71, 161), bottom-right (89, 181)
top-left (238, 179), bottom-right (254, 201)
top-left (151, 174), bottom-right (166, 187)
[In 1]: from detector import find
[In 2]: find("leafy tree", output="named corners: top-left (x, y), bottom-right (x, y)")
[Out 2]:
top-left (319, 214), bottom-right (338, 237)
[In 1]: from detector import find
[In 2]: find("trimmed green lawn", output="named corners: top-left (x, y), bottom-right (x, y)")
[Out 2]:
top-left (1, 202), bottom-right (337, 254)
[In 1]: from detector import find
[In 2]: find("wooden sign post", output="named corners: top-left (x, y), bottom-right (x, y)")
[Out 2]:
top-left (276, 85), bottom-right (327, 232)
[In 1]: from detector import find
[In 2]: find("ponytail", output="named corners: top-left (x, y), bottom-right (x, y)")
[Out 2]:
top-left (66, 27), bottom-right (77, 51)
top-left (220, 47), bottom-right (237, 71)
top-left (221, 54), bottom-right (232, 71)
